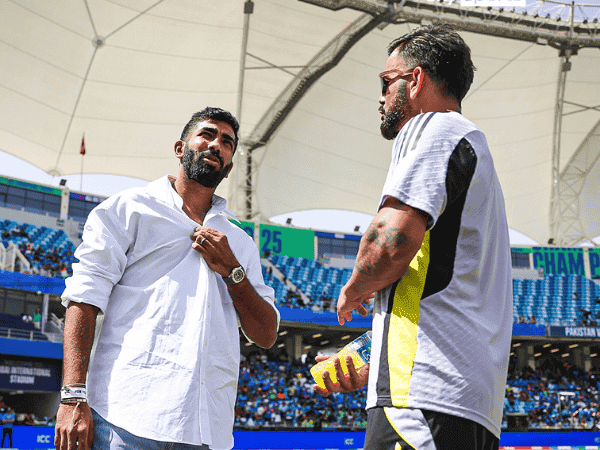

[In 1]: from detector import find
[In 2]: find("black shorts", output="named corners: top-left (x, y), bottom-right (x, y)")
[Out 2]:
top-left (363, 407), bottom-right (499, 450)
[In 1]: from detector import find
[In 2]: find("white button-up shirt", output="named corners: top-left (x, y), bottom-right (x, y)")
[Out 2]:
top-left (62, 175), bottom-right (278, 449)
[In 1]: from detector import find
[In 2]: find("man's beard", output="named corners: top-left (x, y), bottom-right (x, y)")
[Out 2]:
top-left (380, 84), bottom-right (410, 141)
top-left (182, 143), bottom-right (232, 189)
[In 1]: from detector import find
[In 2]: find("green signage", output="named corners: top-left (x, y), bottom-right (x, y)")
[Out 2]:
top-left (259, 224), bottom-right (315, 259)
top-left (589, 249), bottom-right (600, 278)
top-left (532, 247), bottom-right (585, 275)
top-left (511, 247), bottom-right (533, 253)
top-left (0, 176), bottom-right (61, 196)
top-left (229, 220), bottom-right (255, 239)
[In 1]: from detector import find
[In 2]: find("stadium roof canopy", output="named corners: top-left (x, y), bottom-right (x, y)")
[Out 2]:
top-left (1, 0), bottom-right (599, 246)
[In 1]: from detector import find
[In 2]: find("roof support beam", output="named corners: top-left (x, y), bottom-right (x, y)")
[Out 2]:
top-left (229, 8), bottom-right (396, 220)
top-left (304, 0), bottom-right (600, 246)
top-left (301, 0), bottom-right (600, 48)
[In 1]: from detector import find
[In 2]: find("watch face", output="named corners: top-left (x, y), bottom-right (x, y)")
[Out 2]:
top-left (232, 267), bottom-right (245, 283)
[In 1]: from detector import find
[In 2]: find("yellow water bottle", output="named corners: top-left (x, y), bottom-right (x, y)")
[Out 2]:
top-left (310, 330), bottom-right (372, 390)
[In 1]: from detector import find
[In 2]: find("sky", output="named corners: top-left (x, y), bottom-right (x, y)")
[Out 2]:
top-left (0, 149), bottom-right (541, 245)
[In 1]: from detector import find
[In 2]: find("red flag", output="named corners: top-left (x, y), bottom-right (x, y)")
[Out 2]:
top-left (80, 134), bottom-right (86, 155)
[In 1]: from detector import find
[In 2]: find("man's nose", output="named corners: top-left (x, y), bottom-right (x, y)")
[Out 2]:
top-left (207, 139), bottom-right (221, 153)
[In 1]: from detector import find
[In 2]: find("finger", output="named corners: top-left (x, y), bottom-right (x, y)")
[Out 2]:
top-left (344, 355), bottom-right (361, 384)
top-left (191, 242), bottom-right (206, 252)
top-left (202, 227), bottom-right (221, 237)
top-left (333, 357), bottom-right (352, 391)
top-left (89, 420), bottom-right (95, 450)
top-left (321, 369), bottom-right (339, 393)
top-left (79, 421), bottom-right (94, 450)
top-left (79, 429), bottom-right (89, 450)
top-left (57, 427), bottom-right (67, 450)
top-left (67, 431), bottom-right (78, 450)
top-left (315, 355), bottom-right (330, 362)
top-left (313, 385), bottom-right (331, 397)
top-left (337, 310), bottom-right (353, 324)
top-left (62, 427), bottom-right (70, 450)
top-left (357, 304), bottom-right (368, 317)
top-left (54, 427), bottom-right (61, 450)
top-left (337, 306), bottom-right (348, 325)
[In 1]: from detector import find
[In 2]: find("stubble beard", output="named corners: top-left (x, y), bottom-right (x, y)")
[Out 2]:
top-left (182, 143), bottom-right (232, 189)
top-left (380, 85), bottom-right (410, 141)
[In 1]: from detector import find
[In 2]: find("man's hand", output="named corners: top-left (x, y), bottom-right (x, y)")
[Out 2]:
top-left (337, 284), bottom-right (373, 326)
top-left (313, 355), bottom-right (369, 397)
top-left (192, 226), bottom-right (278, 348)
top-left (54, 402), bottom-right (94, 450)
top-left (191, 227), bottom-right (240, 277)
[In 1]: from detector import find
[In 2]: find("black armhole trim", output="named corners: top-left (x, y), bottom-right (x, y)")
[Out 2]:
top-left (421, 138), bottom-right (477, 299)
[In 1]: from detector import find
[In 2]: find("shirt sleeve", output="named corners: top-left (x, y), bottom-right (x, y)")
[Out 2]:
top-left (61, 202), bottom-right (133, 313)
top-left (381, 128), bottom-right (452, 230)
top-left (237, 233), bottom-right (280, 341)
top-left (247, 242), bottom-right (279, 319)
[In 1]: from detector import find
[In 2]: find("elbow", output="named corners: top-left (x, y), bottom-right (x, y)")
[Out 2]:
top-left (245, 318), bottom-right (278, 349)
top-left (256, 327), bottom-right (278, 349)
top-left (261, 338), bottom-right (277, 350)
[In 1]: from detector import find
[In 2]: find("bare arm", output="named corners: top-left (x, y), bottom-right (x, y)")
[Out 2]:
top-left (227, 279), bottom-right (278, 348)
top-left (55, 302), bottom-right (99, 450)
top-left (191, 226), bottom-right (278, 348)
top-left (337, 196), bottom-right (428, 325)
top-left (62, 302), bottom-right (99, 385)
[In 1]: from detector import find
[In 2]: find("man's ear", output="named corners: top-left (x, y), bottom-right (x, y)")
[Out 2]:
top-left (408, 66), bottom-right (426, 100)
top-left (174, 140), bottom-right (184, 160)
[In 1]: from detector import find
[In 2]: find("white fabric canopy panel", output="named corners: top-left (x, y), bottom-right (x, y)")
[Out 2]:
top-left (1, 0), bottom-right (599, 245)
top-left (255, 23), bottom-right (600, 245)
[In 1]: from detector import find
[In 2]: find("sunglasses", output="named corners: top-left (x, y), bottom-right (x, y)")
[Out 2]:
top-left (379, 69), bottom-right (415, 95)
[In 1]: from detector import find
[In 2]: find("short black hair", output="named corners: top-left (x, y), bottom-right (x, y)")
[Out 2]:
top-left (180, 107), bottom-right (240, 152)
top-left (387, 23), bottom-right (475, 106)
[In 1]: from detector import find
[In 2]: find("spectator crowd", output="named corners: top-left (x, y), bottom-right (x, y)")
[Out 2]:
top-left (503, 356), bottom-right (600, 431)
top-left (231, 352), bottom-right (600, 432)
top-left (4, 222), bottom-right (600, 434)
top-left (1, 224), bottom-right (74, 278)
top-left (234, 354), bottom-right (367, 430)
top-left (2, 353), bottom-right (600, 433)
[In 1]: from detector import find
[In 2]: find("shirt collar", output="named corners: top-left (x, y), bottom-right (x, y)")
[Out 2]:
top-left (148, 175), bottom-right (238, 222)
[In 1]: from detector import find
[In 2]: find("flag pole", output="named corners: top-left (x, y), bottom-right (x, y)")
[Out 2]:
top-left (80, 133), bottom-right (86, 191)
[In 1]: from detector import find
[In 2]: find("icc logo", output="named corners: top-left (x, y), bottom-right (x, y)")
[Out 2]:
top-left (345, 438), bottom-right (354, 445)
top-left (37, 434), bottom-right (51, 443)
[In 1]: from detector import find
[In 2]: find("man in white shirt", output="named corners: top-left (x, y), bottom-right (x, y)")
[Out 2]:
top-left (314, 24), bottom-right (512, 450)
top-left (54, 107), bottom-right (279, 450)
